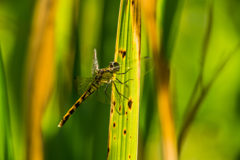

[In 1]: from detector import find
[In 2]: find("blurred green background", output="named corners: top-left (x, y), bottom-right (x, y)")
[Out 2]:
top-left (0, 0), bottom-right (240, 160)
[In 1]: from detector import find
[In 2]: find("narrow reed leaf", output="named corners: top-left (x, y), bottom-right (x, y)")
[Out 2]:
top-left (24, 0), bottom-right (56, 159)
top-left (0, 45), bottom-right (14, 160)
top-left (178, 3), bottom-right (214, 153)
top-left (162, 0), bottom-right (183, 60)
top-left (142, 0), bottom-right (179, 159)
top-left (178, 3), bottom-right (240, 154)
top-left (107, 0), bottom-right (141, 160)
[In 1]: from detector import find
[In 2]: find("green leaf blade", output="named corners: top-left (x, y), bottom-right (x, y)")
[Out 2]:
top-left (0, 44), bottom-right (14, 160)
top-left (107, 0), bottom-right (141, 160)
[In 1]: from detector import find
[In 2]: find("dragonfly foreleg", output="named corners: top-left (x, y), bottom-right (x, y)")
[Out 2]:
top-left (104, 82), bottom-right (111, 101)
top-left (116, 68), bottom-right (132, 75)
top-left (113, 81), bottom-right (129, 100)
top-left (115, 78), bottom-right (133, 84)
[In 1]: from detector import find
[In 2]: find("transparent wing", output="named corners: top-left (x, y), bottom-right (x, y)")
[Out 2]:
top-left (140, 56), bottom-right (154, 75)
top-left (119, 56), bottom-right (154, 75)
top-left (96, 81), bottom-right (130, 114)
top-left (92, 49), bottom-right (99, 76)
top-left (74, 76), bottom-right (95, 96)
top-left (112, 80), bottom-right (131, 114)
top-left (96, 82), bottom-right (112, 104)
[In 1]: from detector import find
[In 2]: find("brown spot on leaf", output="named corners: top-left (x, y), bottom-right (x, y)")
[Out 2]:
top-left (107, 148), bottom-right (110, 158)
top-left (131, 0), bottom-right (134, 5)
top-left (129, 155), bottom-right (131, 159)
top-left (111, 106), bottom-right (113, 113)
top-left (124, 129), bottom-right (127, 135)
top-left (119, 105), bottom-right (122, 112)
top-left (128, 99), bottom-right (133, 110)
top-left (119, 49), bottom-right (126, 59)
top-left (122, 50), bottom-right (126, 59)
top-left (113, 122), bottom-right (116, 128)
top-left (125, 111), bottom-right (127, 115)
top-left (119, 49), bottom-right (123, 56)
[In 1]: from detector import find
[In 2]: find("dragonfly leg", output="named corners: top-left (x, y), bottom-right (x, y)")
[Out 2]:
top-left (113, 81), bottom-right (129, 100)
top-left (116, 78), bottom-right (133, 84)
top-left (104, 82), bottom-right (111, 101)
top-left (117, 68), bottom-right (132, 75)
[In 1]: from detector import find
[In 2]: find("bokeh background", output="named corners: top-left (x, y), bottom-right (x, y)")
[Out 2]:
top-left (0, 0), bottom-right (240, 160)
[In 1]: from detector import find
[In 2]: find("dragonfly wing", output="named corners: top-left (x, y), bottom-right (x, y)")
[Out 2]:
top-left (119, 57), bottom-right (154, 75)
top-left (96, 80), bottom-right (130, 115)
top-left (74, 76), bottom-right (95, 96)
top-left (96, 81), bottom-right (129, 104)
top-left (96, 82), bottom-right (112, 104)
top-left (92, 49), bottom-right (99, 76)
top-left (140, 56), bottom-right (154, 75)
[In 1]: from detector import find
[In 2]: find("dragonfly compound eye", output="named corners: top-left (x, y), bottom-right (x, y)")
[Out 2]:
top-left (113, 62), bottom-right (119, 67)
top-left (109, 62), bottom-right (114, 68)
top-left (114, 62), bottom-right (120, 70)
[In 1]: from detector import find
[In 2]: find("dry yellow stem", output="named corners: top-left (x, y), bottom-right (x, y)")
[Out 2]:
top-left (24, 0), bottom-right (57, 160)
top-left (141, 0), bottom-right (178, 159)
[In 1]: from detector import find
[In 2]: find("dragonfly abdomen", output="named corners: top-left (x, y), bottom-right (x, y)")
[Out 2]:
top-left (58, 81), bottom-right (100, 127)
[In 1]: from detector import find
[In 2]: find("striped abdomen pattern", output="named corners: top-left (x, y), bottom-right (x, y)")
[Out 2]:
top-left (58, 81), bottom-right (100, 127)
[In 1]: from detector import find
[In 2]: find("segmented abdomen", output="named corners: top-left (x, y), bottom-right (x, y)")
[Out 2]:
top-left (58, 81), bottom-right (100, 127)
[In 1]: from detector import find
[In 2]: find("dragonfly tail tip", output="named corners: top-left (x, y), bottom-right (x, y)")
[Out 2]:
top-left (58, 124), bottom-right (62, 128)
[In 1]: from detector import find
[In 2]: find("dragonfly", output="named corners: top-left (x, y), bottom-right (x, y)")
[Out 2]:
top-left (58, 49), bottom-right (134, 127)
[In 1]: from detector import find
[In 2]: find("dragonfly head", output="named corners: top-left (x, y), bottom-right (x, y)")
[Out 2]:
top-left (109, 62), bottom-right (120, 73)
